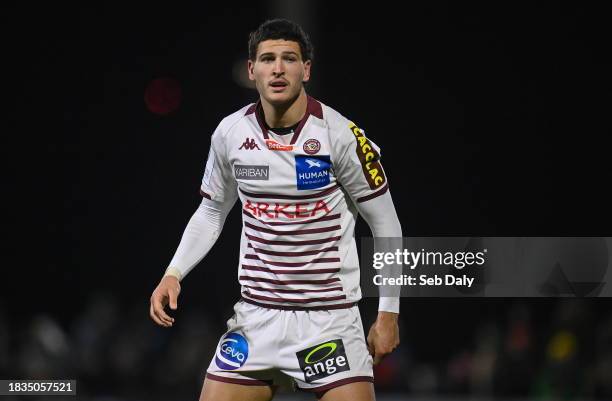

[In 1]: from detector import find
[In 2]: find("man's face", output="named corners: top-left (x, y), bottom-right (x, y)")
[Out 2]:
top-left (248, 39), bottom-right (311, 105)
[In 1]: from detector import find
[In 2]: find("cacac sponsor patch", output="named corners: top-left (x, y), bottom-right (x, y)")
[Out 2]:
top-left (296, 339), bottom-right (350, 383)
top-left (295, 155), bottom-right (331, 190)
top-left (349, 122), bottom-right (386, 190)
top-left (234, 165), bottom-right (269, 180)
top-left (215, 332), bottom-right (249, 370)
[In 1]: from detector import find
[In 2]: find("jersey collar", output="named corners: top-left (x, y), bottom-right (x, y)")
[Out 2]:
top-left (245, 95), bottom-right (323, 145)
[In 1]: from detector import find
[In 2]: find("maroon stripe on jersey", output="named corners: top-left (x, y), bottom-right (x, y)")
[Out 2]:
top-left (246, 233), bottom-right (341, 246)
top-left (241, 297), bottom-right (357, 311)
top-left (244, 285), bottom-right (344, 294)
top-left (248, 244), bottom-right (338, 256)
top-left (239, 183), bottom-right (340, 200)
top-left (243, 292), bottom-right (346, 304)
top-left (356, 183), bottom-right (389, 203)
top-left (241, 264), bottom-right (340, 274)
top-left (244, 254), bottom-right (340, 267)
top-left (199, 189), bottom-right (212, 199)
top-left (252, 101), bottom-right (270, 139)
top-left (244, 103), bottom-right (257, 116)
top-left (245, 221), bottom-right (340, 235)
top-left (243, 210), bottom-right (341, 226)
top-left (290, 96), bottom-right (323, 145)
top-left (239, 275), bottom-right (340, 285)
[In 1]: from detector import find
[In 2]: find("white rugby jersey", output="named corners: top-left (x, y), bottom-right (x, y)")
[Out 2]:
top-left (200, 96), bottom-right (389, 310)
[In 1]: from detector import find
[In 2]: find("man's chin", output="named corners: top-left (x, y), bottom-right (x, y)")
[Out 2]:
top-left (264, 91), bottom-right (300, 106)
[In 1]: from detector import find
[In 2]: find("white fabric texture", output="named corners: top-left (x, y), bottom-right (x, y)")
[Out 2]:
top-left (165, 196), bottom-right (236, 280)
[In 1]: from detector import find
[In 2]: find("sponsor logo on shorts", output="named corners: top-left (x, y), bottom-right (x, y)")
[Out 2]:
top-left (234, 165), bottom-right (269, 180)
top-left (303, 138), bottom-right (321, 155)
top-left (296, 339), bottom-right (350, 383)
top-left (215, 332), bottom-right (249, 370)
top-left (295, 155), bottom-right (331, 190)
top-left (349, 122), bottom-right (386, 189)
top-left (266, 139), bottom-right (295, 151)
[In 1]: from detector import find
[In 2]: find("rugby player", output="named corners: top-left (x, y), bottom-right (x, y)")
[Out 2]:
top-left (150, 19), bottom-right (402, 401)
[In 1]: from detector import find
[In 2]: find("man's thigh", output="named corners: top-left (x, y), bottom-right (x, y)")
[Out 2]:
top-left (199, 377), bottom-right (276, 401)
top-left (318, 381), bottom-right (375, 401)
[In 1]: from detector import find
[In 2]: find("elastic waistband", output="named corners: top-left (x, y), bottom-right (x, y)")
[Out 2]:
top-left (241, 297), bottom-right (357, 311)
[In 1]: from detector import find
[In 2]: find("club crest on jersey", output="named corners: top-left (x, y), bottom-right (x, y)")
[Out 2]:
top-left (296, 339), bottom-right (350, 383)
top-left (239, 138), bottom-right (260, 150)
top-left (215, 332), bottom-right (249, 370)
top-left (266, 139), bottom-right (295, 151)
top-left (295, 155), bottom-right (331, 190)
top-left (303, 138), bottom-right (321, 155)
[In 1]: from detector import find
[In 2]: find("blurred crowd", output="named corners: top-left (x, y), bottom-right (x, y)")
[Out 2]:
top-left (0, 296), bottom-right (611, 400)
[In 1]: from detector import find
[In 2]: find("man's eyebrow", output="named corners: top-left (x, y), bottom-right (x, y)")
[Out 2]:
top-left (258, 51), bottom-right (299, 58)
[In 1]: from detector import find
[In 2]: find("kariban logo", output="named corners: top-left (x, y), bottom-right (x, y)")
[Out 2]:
top-left (303, 138), bottom-right (321, 155)
top-left (266, 139), bottom-right (294, 151)
top-left (295, 155), bottom-right (331, 190)
top-left (239, 138), bottom-right (260, 150)
top-left (234, 165), bottom-right (269, 180)
top-left (296, 339), bottom-right (350, 383)
top-left (215, 332), bottom-right (249, 370)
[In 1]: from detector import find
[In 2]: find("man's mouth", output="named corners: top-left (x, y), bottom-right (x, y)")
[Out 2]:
top-left (269, 80), bottom-right (289, 91)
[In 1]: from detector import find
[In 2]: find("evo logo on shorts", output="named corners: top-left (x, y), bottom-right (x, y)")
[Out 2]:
top-left (296, 339), bottom-right (350, 382)
top-left (295, 155), bottom-right (331, 190)
top-left (215, 332), bottom-right (249, 370)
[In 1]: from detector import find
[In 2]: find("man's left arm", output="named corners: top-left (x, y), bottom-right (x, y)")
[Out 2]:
top-left (356, 191), bottom-right (402, 365)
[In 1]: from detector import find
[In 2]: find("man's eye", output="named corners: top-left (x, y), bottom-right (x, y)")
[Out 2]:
top-left (262, 57), bottom-right (274, 62)
top-left (284, 57), bottom-right (297, 62)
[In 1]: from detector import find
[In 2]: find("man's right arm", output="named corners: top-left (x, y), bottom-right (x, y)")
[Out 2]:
top-left (149, 196), bottom-right (236, 327)
top-left (150, 120), bottom-right (238, 327)
top-left (164, 196), bottom-right (237, 281)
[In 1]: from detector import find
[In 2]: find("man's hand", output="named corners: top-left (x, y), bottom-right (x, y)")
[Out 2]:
top-left (367, 311), bottom-right (400, 365)
top-left (149, 276), bottom-right (181, 327)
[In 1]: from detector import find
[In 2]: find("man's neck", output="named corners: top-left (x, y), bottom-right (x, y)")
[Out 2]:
top-left (260, 89), bottom-right (308, 128)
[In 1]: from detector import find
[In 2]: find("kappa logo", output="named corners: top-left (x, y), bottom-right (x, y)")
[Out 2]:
top-left (296, 339), bottom-right (350, 383)
top-left (239, 138), bottom-right (260, 150)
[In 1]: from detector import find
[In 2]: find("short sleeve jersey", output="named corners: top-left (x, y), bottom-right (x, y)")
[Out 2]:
top-left (201, 96), bottom-right (389, 309)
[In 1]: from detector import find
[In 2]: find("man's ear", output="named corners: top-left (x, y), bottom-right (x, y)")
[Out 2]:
top-left (303, 60), bottom-right (312, 83)
top-left (247, 59), bottom-right (255, 81)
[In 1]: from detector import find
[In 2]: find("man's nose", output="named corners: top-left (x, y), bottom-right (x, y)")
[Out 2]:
top-left (273, 59), bottom-right (285, 75)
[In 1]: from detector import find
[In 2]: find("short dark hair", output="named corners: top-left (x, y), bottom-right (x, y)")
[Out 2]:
top-left (248, 19), bottom-right (314, 62)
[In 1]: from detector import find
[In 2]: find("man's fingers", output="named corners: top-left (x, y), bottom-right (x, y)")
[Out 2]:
top-left (168, 288), bottom-right (179, 310)
top-left (149, 302), bottom-right (168, 327)
top-left (373, 353), bottom-right (384, 366)
top-left (153, 296), bottom-right (174, 326)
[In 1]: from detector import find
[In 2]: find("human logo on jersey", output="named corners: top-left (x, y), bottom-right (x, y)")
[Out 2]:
top-left (295, 155), bottom-right (331, 190)
top-left (348, 122), bottom-right (386, 189)
top-left (239, 138), bottom-right (260, 150)
top-left (215, 332), bottom-right (249, 370)
top-left (296, 339), bottom-right (350, 382)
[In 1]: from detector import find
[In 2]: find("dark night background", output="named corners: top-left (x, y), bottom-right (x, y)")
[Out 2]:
top-left (3, 1), bottom-right (612, 400)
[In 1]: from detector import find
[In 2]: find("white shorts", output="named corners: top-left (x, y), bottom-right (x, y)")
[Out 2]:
top-left (206, 300), bottom-right (374, 393)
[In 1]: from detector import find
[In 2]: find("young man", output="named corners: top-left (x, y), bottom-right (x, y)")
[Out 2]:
top-left (150, 19), bottom-right (402, 401)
